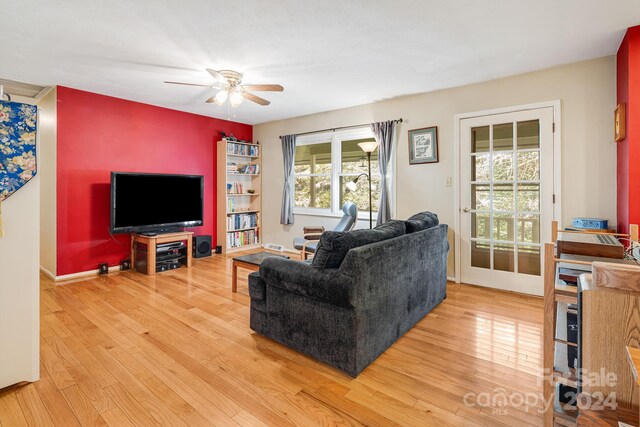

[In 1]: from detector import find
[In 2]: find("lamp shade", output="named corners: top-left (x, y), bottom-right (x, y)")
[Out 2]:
top-left (214, 90), bottom-right (228, 106)
top-left (346, 181), bottom-right (357, 192)
top-left (358, 140), bottom-right (379, 153)
top-left (229, 90), bottom-right (243, 107)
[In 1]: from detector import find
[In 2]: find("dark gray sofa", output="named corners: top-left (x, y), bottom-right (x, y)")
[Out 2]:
top-left (248, 212), bottom-right (449, 377)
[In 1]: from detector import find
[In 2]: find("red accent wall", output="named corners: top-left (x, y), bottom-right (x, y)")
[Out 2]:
top-left (617, 26), bottom-right (640, 234)
top-left (56, 86), bottom-right (252, 276)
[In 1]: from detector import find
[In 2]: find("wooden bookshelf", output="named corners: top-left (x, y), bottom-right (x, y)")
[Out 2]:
top-left (216, 139), bottom-right (262, 254)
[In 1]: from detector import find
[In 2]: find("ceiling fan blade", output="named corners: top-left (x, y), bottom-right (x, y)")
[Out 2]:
top-left (164, 81), bottom-right (212, 87)
top-left (241, 84), bottom-right (284, 92)
top-left (206, 69), bottom-right (227, 84)
top-left (205, 96), bottom-right (216, 103)
top-left (242, 92), bottom-right (270, 106)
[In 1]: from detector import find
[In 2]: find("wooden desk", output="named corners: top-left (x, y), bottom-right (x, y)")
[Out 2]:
top-left (131, 231), bottom-right (193, 276)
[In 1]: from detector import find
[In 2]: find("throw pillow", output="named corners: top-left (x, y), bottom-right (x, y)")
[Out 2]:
top-left (405, 211), bottom-right (439, 233)
top-left (312, 220), bottom-right (406, 269)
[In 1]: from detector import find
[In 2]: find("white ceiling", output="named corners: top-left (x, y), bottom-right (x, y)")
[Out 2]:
top-left (1, 1), bottom-right (639, 125)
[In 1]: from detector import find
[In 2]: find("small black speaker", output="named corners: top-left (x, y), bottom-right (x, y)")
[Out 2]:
top-left (192, 235), bottom-right (212, 258)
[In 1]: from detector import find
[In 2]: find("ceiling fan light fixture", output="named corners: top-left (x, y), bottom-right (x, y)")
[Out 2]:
top-left (214, 90), bottom-right (228, 106)
top-left (229, 90), bottom-right (243, 107)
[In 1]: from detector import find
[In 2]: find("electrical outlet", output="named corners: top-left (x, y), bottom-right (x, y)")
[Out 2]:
top-left (98, 263), bottom-right (109, 275)
top-left (120, 259), bottom-right (131, 271)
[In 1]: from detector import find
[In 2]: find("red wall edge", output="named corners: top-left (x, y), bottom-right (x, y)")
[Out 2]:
top-left (628, 27), bottom-right (640, 232)
top-left (617, 31), bottom-right (630, 233)
top-left (56, 86), bottom-right (252, 276)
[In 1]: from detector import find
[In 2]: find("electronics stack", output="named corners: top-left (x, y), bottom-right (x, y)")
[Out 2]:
top-left (135, 241), bottom-right (186, 274)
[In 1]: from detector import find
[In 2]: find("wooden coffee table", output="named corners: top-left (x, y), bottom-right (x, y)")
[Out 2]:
top-left (231, 252), bottom-right (289, 292)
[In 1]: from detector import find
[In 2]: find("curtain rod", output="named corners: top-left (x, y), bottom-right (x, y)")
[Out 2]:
top-left (279, 118), bottom-right (403, 139)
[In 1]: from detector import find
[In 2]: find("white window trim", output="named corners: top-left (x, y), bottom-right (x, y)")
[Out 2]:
top-left (293, 126), bottom-right (395, 221)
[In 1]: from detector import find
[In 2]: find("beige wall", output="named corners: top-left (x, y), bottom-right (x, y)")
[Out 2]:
top-left (0, 94), bottom-right (40, 387)
top-left (39, 87), bottom-right (56, 276)
top-left (255, 56), bottom-right (617, 277)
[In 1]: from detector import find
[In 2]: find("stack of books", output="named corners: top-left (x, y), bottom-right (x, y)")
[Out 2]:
top-left (226, 182), bottom-right (245, 194)
top-left (227, 142), bottom-right (260, 157)
top-left (227, 229), bottom-right (259, 248)
top-left (227, 213), bottom-right (258, 230)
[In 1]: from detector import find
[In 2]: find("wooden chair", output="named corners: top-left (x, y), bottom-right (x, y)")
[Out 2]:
top-left (292, 202), bottom-right (358, 260)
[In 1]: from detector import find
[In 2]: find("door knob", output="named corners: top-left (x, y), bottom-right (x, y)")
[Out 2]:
top-left (462, 207), bottom-right (471, 213)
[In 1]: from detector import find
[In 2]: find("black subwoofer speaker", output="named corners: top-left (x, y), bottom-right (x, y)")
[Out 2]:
top-left (192, 235), bottom-right (212, 258)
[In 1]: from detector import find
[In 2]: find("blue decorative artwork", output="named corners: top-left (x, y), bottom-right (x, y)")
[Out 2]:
top-left (0, 100), bottom-right (37, 202)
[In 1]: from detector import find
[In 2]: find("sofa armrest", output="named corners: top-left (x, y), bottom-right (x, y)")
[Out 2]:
top-left (248, 272), bottom-right (266, 301)
top-left (259, 257), bottom-right (356, 308)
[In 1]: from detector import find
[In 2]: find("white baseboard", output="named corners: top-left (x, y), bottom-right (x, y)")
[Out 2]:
top-left (261, 244), bottom-right (299, 256)
top-left (41, 265), bottom-right (121, 282)
top-left (39, 266), bottom-right (56, 281)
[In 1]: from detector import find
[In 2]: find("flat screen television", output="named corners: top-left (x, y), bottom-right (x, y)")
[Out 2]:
top-left (110, 172), bottom-right (204, 234)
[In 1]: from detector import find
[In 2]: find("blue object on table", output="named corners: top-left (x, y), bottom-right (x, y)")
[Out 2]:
top-left (571, 218), bottom-right (608, 229)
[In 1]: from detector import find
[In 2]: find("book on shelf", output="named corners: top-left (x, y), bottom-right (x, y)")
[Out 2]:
top-left (227, 162), bottom-right (260, 175)
top-left (227, 182), bottom-right (247, 194)
top-left (226, 141), bottom-right (260, 157)
top-left (227, 212), bottom-right (258, 230)
top-left (227, 228), bottom-right (259, 248)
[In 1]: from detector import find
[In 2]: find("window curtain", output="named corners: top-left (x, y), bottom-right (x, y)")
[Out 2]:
top-left (280, 134), bottom-right (296, 225)
top-left (370, 120), bottom-right (397, 226)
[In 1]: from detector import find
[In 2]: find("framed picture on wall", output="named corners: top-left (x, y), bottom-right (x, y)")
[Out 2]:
top-left (408, 126), bottom-right (438, 165)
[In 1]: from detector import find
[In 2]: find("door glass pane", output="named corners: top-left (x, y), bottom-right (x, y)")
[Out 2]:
top-left (517, 214), bottom-right (540, 243)
top-left (493, 153), bottom-right (514, 181)
top-left (517, 120), bottom-right (540, 149)
top-left (494, 243), bottom-right (515, 272)
top-left (472, 213), bottom-right (490, 239)
top-left (493, 184), bottom-right (514, 211)
top-left (518, 184), bottom-right (540, 212)
top-left (493, 214), bottom-right (514, 242)
top-left (518, 245), bottom-right (541, 275)
top-left (471, 241), bottom-right (491, 269)
top-left (295, 142), bottom-right (332, 174)
top-left (472, 126), bottom-right (490, 153)
top-left (294, 176), bottom-right (331, 208)
top-left (493, 123), bottom-right (513, 151)
top-left (472, 184), bottom-right (490, 211)
top-left (517, 152), bottom-right (540, 181)
top-left (472, 154), bottom-right (490, 182)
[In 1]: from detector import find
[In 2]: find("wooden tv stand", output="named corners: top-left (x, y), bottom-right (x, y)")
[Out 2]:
top-left (131, 231), bottom-right (193, 276)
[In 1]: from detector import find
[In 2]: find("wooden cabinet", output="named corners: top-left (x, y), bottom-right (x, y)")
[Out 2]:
top-left (131, 231), bottom-right (193, 276)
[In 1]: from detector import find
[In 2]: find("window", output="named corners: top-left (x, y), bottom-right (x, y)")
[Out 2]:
top-left (293, 128), bottom-right (392, 218)
top-left (294, 141), bottom-right (332, 209)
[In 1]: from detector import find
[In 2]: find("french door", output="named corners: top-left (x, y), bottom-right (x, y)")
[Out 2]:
top-left (460, 107), bottom-right (554, 294)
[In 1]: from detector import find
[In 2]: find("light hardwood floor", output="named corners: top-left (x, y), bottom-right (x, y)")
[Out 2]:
top-left (0, 251), bottom-right (544, 426)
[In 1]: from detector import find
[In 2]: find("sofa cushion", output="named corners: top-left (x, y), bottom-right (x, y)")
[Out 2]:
top-left (405, 211), bottom-right (439, 233)
top-left (312, 220), bottom-right (406, 269)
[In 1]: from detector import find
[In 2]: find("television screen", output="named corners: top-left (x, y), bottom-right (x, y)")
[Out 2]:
top-left (110, 172), bottom-right (204, 234)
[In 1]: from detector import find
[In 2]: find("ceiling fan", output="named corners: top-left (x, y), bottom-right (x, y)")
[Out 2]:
top-left (165, 69), bottom-right (283, 107)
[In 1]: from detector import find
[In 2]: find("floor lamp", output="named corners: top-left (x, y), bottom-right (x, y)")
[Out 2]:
top-left (346, 141), bottom-right (379, 229)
